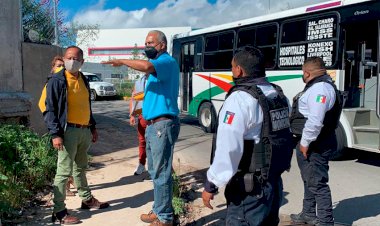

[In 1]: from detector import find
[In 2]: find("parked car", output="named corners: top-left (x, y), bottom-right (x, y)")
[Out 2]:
top-left (82, 72), bottom-right (117, 101)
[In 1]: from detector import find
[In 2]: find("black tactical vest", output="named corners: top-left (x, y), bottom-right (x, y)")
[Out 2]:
top-left (290, 74), bottom-right (343, 139)
top-left (210, 77), bottom-right (293, 187)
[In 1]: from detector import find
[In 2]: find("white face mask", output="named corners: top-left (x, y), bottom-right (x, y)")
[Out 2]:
top-left (64, 59), bottom-right (82, 73)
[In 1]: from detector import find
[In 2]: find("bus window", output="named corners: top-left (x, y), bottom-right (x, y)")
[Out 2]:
top-left (204, 31), bottom-right (235, 70)
top-left (205, 35), bottom-right (218, 52)
top-left (307, 15), bottom-right (337, 41)
top-left (204, 52), bottom-right (234, 70)
top-left (256, 25), bottom-right (277, 46)
top-left (237, 28), bottom-right (255, 47)
top-left (219, 32), bottom-right (234, 50)
top-left (256, 24), bottom-right (278, 69)
top-left (260, 47), bottom-right (277, 69)
top-left (281, 20), bottom-right (307, 44)
top-left (279, 14), bottom-right (338, 68)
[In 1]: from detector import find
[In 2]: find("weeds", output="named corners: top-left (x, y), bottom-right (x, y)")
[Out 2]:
top-left (172, 171), bottom-right (186, 216)
top-left (0, 124), bottom-right (56, 219)
top-left (115, 81), bottom-right (134, 98)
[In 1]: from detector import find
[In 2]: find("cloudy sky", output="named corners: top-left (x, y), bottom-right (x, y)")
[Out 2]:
top-left (59, 0), bottom-right (331, 29)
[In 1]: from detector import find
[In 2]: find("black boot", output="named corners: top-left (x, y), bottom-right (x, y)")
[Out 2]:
top-left (290, 212), bottom-right (318, 225)
top-left (52, 209), bottom-right (80, 224)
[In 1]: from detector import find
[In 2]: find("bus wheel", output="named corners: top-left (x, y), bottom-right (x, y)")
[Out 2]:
top-left (330, 123), bottom-right (348, 160)
top-left (198, 102), bottom-right (216, 133)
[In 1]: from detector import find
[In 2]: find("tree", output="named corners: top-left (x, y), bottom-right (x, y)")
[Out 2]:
top-left (131, 43), bottom-right (141, 60)
top-left (60, 22), bottom-right (100, 48)
top-left (22, 0), bottom-right (56, 44)
top-left (128, 43), bottom-right (146, 80)
top-left (22, 0), bottom-right (99, 47)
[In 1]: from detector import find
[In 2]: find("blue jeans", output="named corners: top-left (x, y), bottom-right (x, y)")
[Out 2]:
top-left (225, 175), bottom-right (283, 226)
top-left (145, 117), bottom-right (180, 223)
top-left (296, 133), bottom-right (335, 225)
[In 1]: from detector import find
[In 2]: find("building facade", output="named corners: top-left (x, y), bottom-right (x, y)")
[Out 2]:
top-left (77, 27), bottom-right (191, 80)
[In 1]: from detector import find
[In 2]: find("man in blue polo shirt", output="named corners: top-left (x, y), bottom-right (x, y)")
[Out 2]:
top-left (102, 30), bottom-right (180, 226)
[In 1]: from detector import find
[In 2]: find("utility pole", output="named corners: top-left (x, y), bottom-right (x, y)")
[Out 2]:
top-left (53, 0), bottom-right (59, 46)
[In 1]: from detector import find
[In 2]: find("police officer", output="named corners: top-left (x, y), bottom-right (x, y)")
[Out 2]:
top-left (290, 57), bottom-right (343, 226)
top-left (202, 46), bottom-right (293, 226)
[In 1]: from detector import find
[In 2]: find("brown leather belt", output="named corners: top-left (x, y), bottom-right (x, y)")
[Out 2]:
top-left (146, 115), bottom-right (175, 125)
top-left (67, 123), bottom-right (90, 129)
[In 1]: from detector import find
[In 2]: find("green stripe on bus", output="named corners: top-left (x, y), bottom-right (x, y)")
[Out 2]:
top-left (188, 74), bottom-right (302, 115)
top-left (267, 74), bottom-right (303, 82)
top-left (189, 84), bottom-right (230, 115)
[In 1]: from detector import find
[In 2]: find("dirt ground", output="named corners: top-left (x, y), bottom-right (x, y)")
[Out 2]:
top-left (8, 100), bottom-right (314, 226)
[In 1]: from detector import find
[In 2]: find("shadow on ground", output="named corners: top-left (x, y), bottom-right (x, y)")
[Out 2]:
top-left (89, 172), bottom-right (151, 191)
top-left (355, 150), bottom-right (380, 167)
top-left (68, 189), bottom-right (154, 222)
top-left (331, 148), bottom-right (380, 167)
top-left (334, 193), bottom-right (380, 225)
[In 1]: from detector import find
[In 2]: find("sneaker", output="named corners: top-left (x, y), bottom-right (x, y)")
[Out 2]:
top-left (81, 197), bottom-right (110, 209)
top-left (140, 210), bottom-right (158, 223)
top-left (134, 163), bottom-right (146, 175)
top-left (290, 212), bottom-right (318, 225)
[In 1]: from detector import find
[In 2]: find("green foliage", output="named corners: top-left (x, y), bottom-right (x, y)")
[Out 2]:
top-left (131, 43), bottom-right (141, 60)
top-left (22, 0), bottom-right (55, 44)
top-left (172, 172), bottom-right (181, 198)
top-left (0, 124), bottom-right (57, 217)
top-left (172, 172), bottom-right (186, 216)
top-left (172, 196), bottom-right (186, 216)
top-left (22, 0), bottom-right (100, 47)
top-left (116, 81), bottom-right (134, 97)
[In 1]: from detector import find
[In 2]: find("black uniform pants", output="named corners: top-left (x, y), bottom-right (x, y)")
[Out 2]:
top-left (296, 134), bottom-right (336, 225)
top-left (224, 175), bottom-right (283, 226)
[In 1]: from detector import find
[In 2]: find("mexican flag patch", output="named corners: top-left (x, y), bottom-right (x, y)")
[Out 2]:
top-left (316, 94), bottom-right (327, 103)
top-left (223, 111), bottom-right (235, 124)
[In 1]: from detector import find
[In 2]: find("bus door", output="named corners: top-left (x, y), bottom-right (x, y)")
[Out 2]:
top-left (342, 19), bottom-right (379, 150)
top-left (179, 38), bottom-right (202, 112)
top-left (343, 20), bottom-right (378, 109)
top-left (180, 42), bottom-right (195, 112)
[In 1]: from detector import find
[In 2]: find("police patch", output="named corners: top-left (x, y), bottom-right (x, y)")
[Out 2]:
top-left (223, 111), bottom-right (235, 124)
top-left (270, 107), bottom-right (290, 131)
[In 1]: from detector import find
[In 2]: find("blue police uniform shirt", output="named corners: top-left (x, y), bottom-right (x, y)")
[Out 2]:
top-left (142, 52), bottom-right (179, 120)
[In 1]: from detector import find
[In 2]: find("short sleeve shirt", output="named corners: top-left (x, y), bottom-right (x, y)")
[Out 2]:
top-left (142, 52), bottom-right (180, 120)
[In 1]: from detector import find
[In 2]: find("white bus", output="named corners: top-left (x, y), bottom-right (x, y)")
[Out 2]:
top-left (172, 0), bottom-right (380, 158)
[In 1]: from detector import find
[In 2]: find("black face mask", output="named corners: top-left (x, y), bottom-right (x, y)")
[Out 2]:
top-left (144, 46), bottom-right (159, 59)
